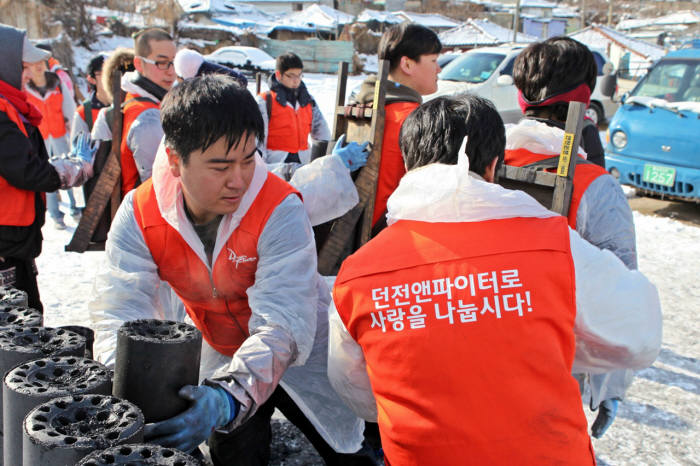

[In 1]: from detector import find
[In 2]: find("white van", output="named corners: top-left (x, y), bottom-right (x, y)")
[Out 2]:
top-left (426, 44), bottom-right (618, 125)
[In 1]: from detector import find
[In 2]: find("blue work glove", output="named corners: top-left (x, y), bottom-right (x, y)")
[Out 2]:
top-left (591, 398), bottom-right (619, 438)
top-left (143, 384), bottom-right (237, 453)
top-left (71, 133), bottom-right (98, 163)
top-left (333, 134), bottom-right (370, 172)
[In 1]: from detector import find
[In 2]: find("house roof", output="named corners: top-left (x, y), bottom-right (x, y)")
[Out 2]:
top-left (617, 10), bottom-right (700, 31)
top-left (394, 11), bottom-right (461, 28)
top-left (273, 4), bottom-right (355, 33)
top-left (439, 18), bottom-right (537, 46)
top-left (570, 24), bottom-right (665, 60)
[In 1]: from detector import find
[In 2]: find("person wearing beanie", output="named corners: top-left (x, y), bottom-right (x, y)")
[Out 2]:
top-left (174, 48), bottom-right (247, 87)
top-left (24, 40), bottom-right (79, 229)
top-left (507, 36), bottom-right (639, 439)
top-left (0, 23), bottom-right (96, 311)
top-left (256, 52), bottom-right (330, 167)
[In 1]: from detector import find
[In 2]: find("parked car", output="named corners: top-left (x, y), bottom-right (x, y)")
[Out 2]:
top-left (204, 46), bottom-right (276, 73)
top-left (605, 45), bottom-right (700, 201)
top-left (426, 44), bottom-right (618, 125)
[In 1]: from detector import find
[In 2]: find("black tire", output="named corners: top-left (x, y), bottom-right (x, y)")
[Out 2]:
top-left (586, 101), bottom-right (604, 126)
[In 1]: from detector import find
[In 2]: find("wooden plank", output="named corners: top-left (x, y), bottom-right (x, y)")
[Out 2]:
top-left (358, 60), bottom-right (390, 245)
top-left (332, 61), bottom-right (349, 141)
top-left (551, 102), bottom-right (586, 216)
top-left (317, 60), bottom-right (390, 275)
top-left (65, 72), bottom-right (124, 253)
top-left (255, 72), bottom-right (262, 95)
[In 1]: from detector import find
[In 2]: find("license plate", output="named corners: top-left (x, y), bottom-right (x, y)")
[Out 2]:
top-left (642, 164), bottom-right (676, 187)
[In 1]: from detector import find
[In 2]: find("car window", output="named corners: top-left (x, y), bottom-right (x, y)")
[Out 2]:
top-left (500, 56), bottom-right (517, 76)
top-left (439, 53), bottom-right (506, 83)
top-left (632, 60), bottom-right (700, 102)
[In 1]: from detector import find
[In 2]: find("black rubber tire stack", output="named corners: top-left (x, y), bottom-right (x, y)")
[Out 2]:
top-left (113, 319), bottom-right (202, 422)
top-left (76, 443), bottom-right (202, 465)
top-left (3, 356), bottom-right (112, 466)
top-left (22, 393), bottom-right (144, 465)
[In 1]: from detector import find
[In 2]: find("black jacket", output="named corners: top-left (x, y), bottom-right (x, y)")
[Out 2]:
top-left (0, 110), bottom-right (61, 260)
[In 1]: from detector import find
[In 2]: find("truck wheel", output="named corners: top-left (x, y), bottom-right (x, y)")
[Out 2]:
top-left (586, 102), bottom-right (604, 126)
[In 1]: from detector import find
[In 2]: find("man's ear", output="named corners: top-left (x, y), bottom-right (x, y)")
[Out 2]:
top-left (398, 56), bottom-right (415, 76)
top-left (133, 56), bottom-right (144, 74)
top-left (483, 157), bottom-right (499, 183)
top-left (166, 146), bottom-right (181, 178)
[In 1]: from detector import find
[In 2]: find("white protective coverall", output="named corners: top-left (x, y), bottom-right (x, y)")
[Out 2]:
top-left (507, 119), bottom-right (638, 409)
top-left (327, 154), bottom-right (663, 421)
top-left (89, 144), bottom-right (363, 452)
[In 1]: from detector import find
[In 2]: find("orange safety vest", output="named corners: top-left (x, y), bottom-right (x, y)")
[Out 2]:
top-left (372, 101), bottom-right (419, 227)
top-left (25, 86), bottom-right (67, 140)
top-left (334, 217), bottom-right (594, 466)
top-left (77, 103), bottom-right (100, 132)
top-left (120, 93), bottom-right (160, 196)
top-left (0, 98), bottom-right (37, 226)
top-left (505, 148), bottom-right (607, 229)
top-left (133, 173), bottom-right (300, 356)
top-left (263, 90), bottom-right (313, 153)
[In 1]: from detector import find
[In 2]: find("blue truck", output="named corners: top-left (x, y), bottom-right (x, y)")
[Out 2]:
top-left (605, 45), bottom-right (700, 201)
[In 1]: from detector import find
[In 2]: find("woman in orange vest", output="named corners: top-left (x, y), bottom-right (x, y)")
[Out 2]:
top-left (0, 24), bottom-right (95, 312)
top-left (24, 51), bottom-right (79, 229)
top-left (508, 37), bottom-right (638, 433)
top-left (329, 95), bottom-right (662, 466)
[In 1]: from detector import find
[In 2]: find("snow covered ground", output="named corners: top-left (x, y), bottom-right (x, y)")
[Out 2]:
top-left (37, 72), bottom-right (698, 465)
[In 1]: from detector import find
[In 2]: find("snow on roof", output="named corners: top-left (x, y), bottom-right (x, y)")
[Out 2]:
top-left (273, 4), bottom-right (355, 33)
top-left (395, 11), bottom-right (460, 28)
top-left (618, 10), bottom-right (700, 30)
top-left (356, 9), bottom-right (403, 24)
top-left (439, 19), bottom-right (537, 47)
top-left (570, 24), bottom-right (665, 60)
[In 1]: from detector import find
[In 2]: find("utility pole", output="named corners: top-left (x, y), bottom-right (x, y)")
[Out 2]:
top-left (607, 0), bottom-right (613, 26)
top-left (512, 0), bottom-right (521, 42)
top-left (580, 0), bottom-right (585, 29)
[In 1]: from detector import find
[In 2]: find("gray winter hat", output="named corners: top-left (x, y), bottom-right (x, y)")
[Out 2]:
top-left (23, 36), bottom-right (51, 63)
top-left (0, 23), bottom-right (24, 89)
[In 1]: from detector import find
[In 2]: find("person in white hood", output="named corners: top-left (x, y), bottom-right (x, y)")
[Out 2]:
top-left (89, 75), bottom-right (372, 465)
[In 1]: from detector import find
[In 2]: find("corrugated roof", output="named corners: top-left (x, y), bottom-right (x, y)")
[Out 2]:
top-left (439, 19), bottom-right (537, 46)
top-left (570, 24), bottom-right (665, 60)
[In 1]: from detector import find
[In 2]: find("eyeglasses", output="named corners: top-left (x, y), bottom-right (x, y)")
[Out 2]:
top-left (139, 56), bottom-right (174, 71)
top-left (283, 72), bottom-right (303, 81)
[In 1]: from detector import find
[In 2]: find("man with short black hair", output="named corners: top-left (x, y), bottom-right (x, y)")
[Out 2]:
top-left (90, 74), bottom-right (371, 466)
top-left (118, 27), bottom-right (176, 196)
top-left (328, 94), bottom-right (662, 465)
top-left (509, 35), bottom-right (639, 439)
top-left (257, 52), bottom-right (330, 167)
top-left (353, 23), bottom-right (442, 232)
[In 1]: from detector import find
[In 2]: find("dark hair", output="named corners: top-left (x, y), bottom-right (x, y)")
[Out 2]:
top-left (87, 54), bottom-right (106, 78)
top-left (276, 52), bottom-right (303, 74)
top-left (513, 36), bottom-right (597, 120)
top-left (133, 28), bottom-right (173, 57)
top-left (161, 75), bottom-right (264, 164)
top-left (399, 94), bottom-right (505, 176)
top-left (378, 23), bottom-right (442, 72)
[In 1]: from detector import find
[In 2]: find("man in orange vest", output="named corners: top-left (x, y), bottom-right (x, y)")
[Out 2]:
top-left (118, 27), bottom-right (176, 196)
top-left (24, 48), bottom-right (79, 229)
top-left (70, 54), bottom-right (110, 140)
top-left (257, 52), bottom-right (330, 168)
top-left (89, 75), bottom-right (374, 465)
top-left (328, 94), bottom-right (662, 466)
top-left (353, 23), bottom-right (442, 233)
top-left (508, 36), bottom-right (637, 436)
top-left (0, 23), bottom-right (96, 311)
